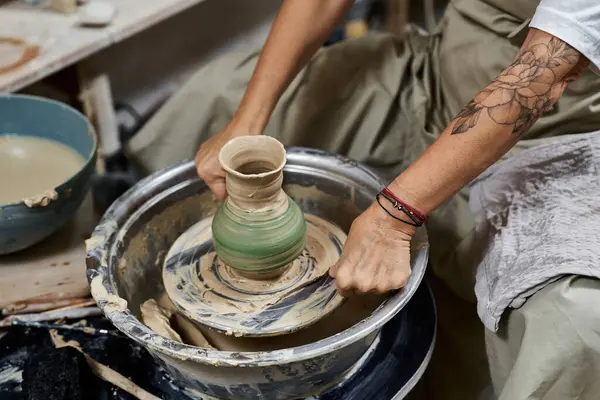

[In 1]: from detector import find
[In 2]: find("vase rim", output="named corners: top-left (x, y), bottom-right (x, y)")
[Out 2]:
top-left (219, 135), bottom-right (286, 179)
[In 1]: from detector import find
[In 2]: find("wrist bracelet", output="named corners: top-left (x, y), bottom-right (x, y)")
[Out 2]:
top-left (375, 187), bottom-right (426, 227)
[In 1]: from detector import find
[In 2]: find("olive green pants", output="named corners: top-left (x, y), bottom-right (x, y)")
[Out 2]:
top-left (126, 11), bottom-right (600, 399)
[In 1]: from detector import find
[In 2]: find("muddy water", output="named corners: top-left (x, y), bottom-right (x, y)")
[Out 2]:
top-left (0, 135), bottom-right (85, 205)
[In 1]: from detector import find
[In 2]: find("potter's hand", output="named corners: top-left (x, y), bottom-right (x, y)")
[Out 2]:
top-left (195, 0), bottom-right (354, 199)
top-left (195, 122), bottom-right (256, 201)
top-left (329, 203), bottom-right (415, 296)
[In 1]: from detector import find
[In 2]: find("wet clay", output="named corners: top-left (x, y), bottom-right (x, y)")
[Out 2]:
top-left (213, 135), bottom-right (306, 277)
top-left (142, 295), bottom-right (214, 349)
top-left (0, 136), bottom-right (85, 205)
top-left (140, 299), bottom-right (182, 342)
top-left (90, 275), bottom-right (127, 314)
top-left (218, 135), bottom-right (287, 212)
top-left (163, 213), bottom-right (346, 337)
top-left (142, 292), bottom-right (383, 352)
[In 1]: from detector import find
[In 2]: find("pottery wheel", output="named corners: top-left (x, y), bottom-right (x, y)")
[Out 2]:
top-left (162, 214), bottom-right (347, 337)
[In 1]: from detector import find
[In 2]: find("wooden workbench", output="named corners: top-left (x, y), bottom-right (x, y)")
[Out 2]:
top-left (0, 194), bottom-right (98, 308)
top-left (0, 0), bottom-right (209, 93)
top-left (0, 0), bottom-right (209, 308)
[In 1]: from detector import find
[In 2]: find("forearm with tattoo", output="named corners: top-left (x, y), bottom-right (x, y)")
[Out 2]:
top-left (387, 29), bottom-right (589, 218)
top-left (452, 36), bottom-right (587, 137)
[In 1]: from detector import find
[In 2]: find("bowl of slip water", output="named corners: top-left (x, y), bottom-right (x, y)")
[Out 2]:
top-left (0, 94), bottom-right (97, 254)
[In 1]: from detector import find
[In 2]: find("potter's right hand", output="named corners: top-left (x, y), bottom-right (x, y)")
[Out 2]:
top-left (195, 122), bottom-right (257, 201)
top-left (329, 202), bottom-right (416, 296)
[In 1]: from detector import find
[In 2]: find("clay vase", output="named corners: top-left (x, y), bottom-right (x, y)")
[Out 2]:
top-left (211, 136), bottom-right (307, 279)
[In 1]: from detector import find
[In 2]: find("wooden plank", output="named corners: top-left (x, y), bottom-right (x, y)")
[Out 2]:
top-left (0, 4), bottom-right (109, 93)
top-left (0, 194), bottom-right (99, 308)
top-left (0, 0), bottom-right (210, 93)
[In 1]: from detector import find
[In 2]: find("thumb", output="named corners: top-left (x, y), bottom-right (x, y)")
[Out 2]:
top-left (208, 179), bottom-right (227, 202)
top-left (329, 254), bottom-right (347, 278)
top-left (329, 262), bottom-right (339, 278)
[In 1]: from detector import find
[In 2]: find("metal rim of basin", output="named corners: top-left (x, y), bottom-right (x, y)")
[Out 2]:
top-left (0, 93), bottom-right (98, 207)
top-left (86, 147), bottom-right (430, 367)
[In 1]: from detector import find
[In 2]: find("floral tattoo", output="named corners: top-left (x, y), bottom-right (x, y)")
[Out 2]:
top-left (451, 37), bottom-right (582, 137)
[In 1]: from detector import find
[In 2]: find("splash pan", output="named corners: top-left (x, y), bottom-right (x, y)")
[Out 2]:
top-left (86, 147), bottom-right (429, 400)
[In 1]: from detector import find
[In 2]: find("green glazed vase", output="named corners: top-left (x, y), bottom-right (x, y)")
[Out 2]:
top-left (211, 136), bottom-right (307, 279)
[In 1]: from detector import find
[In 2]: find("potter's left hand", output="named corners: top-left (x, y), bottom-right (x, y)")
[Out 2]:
top-left (329, 203), bottom-right (415, 296)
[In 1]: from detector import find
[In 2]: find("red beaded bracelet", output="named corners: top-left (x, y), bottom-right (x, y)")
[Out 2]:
top-left (375, 187), bottom-right (426, 227)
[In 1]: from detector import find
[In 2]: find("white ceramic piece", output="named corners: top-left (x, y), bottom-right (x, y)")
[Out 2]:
top-left (78, 2), bottom-right (116, 27)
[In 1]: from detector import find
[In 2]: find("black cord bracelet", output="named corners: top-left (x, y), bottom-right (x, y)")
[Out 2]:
top-left (375, 190), bottom-right (424, 227)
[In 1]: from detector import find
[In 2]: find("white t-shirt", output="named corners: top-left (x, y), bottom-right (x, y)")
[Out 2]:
top-left (530, 0), bottom-right (600, 71)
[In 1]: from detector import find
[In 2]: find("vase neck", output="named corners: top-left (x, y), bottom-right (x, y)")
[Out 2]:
top-left (218, 135), bottom-right (289, 212)
top-left (226, 170), bottom-right (288, 211)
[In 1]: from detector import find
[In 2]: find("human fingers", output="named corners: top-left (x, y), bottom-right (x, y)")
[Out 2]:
top-left (372, 258), bottom-right (396, 294)
top-left (329, 256), bottom-right (341, 278)
top-left (196, 160), bottom-right (226, 200)
top-left (393, 267), bottom-right (411, 290)
top-left (389, 259), bottom-right (411, 291)
top-left (207, 178), bottom-right (227, 202)
top-left (195, 144), bottom-right (227, 197)
top-left (352, 257), bottom-right (377, 294)
top-left (333, 256), bottom-right (358, 298)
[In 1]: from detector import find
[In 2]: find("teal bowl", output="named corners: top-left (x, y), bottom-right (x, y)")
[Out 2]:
top-left (0, 94), bottom-right (97, 255)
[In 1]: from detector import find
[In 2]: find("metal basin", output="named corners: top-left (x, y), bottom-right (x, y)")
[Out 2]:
top-left (86, 148), bottom-right (429, 399)
top-left (0, 94), bottom-right (97, 254)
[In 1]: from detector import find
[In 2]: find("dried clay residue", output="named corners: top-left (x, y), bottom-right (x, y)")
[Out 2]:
top-left (115, 192), bottom-right (217, 299)
top-left (90, 275), bottom-right (127, 314)
top-left (23, 189), bottom-right (58, 208)
top-left (140, 299), bottom-right (182, 342)
top-left (140, 291), bottom-right (383, 353)
top-left (0, 365), bottom-right (22, 386)
top-left (141, 296), bottom-right (214, 349)
top-left (49, 329), bottom-right (161, 400)
top-left (0, 37), bottom-right (40, 75)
